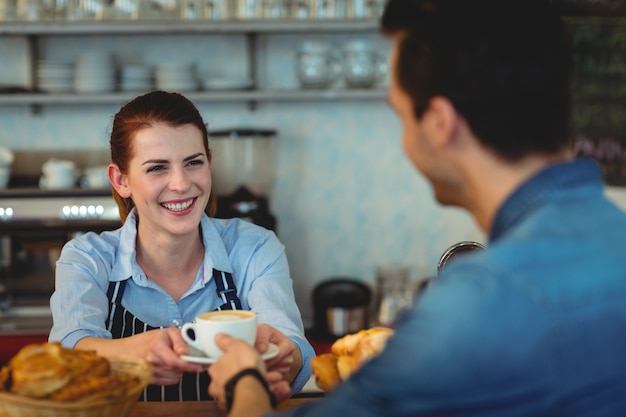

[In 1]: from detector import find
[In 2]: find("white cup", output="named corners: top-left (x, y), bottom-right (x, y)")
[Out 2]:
top-left (181, 310), bottom-right (257, 358)
top-left (42, 158), bottom-right (76, 176)
top-left (39, 174), bottom-right (76, 190)
top-left (80, 165), bottom-right (109, 189)
top-left (40, 158), bottom-right (78, 189)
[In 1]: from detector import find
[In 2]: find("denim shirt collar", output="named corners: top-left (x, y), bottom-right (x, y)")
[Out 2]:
top-left (111, 208), bottom-right (233, 284)
top-left (490, 158), bottom-right (604, 242)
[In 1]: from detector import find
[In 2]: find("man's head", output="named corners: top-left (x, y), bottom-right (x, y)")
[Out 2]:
top-left (381, 0), bottom-right (573, 163)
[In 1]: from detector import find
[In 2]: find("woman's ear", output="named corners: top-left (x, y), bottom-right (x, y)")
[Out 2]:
top-left (108, 163), bottom-right (131, 198)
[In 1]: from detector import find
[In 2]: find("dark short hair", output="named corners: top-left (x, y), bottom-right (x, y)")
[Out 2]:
top-left (381, 0), bottom-right (573, 161)
top-left (109, 90), bottom-right (216, 222)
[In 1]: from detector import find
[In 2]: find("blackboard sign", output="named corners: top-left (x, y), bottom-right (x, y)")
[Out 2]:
top-left (567, 18), bottom-right (626, 186)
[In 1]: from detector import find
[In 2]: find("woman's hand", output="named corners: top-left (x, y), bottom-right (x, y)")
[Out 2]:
top-left (254, 324), bottom-right (302, 401)
top-left (76, 327), bottom-right (204, 385)
top-left (141, 327), bottom-right (205, 385)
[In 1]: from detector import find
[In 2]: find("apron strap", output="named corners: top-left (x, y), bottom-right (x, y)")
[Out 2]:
top-left (106, 280), bottom-right (128, 332)
top-left (213, 269), bottom-right (243, 310)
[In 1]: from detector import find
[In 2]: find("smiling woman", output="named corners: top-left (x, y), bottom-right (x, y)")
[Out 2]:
top-left (48, 91), bottom-right (315, 402)
top-left (110, 122), bottom-right (212, 240)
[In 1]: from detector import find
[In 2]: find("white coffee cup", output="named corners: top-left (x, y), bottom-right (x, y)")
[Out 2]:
top-left (39, 174), bottom-right (76, 190)
top-left (40, 158), bottom-right (77, 189)
top-left (80, 165), bottom-right (109, 189)
top-left (42, 158), bottom-right (76, 176)
top-left (181, 310), bottom-right (257, 358)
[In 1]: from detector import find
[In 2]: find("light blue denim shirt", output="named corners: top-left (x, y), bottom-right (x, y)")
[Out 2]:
top-left (276, 158), bottom-right (626, 416)
top-left (49, 209), bottom-right (314, 394)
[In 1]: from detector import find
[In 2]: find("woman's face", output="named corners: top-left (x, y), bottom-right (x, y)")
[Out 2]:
top-left (116, 122), bottom-right (211, 238)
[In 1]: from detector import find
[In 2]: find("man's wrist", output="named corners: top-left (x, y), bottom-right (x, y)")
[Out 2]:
top-left (225, 368), bottom-right (277, 412)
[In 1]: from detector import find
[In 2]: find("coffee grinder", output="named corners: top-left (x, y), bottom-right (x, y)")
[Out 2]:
top-left (209, 128), bottom-right (277, 232)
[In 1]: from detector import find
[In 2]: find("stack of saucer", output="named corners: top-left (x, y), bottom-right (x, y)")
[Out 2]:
top-left (119, 64), bottom-right (154, 92)
top-left (36, 61), bottom-right (74, 93)
top-left (74, 51), bottom-right (116, 93)
top-left (155, 62), bottom-right (197, 92)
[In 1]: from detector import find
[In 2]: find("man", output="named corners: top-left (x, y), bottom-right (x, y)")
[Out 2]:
top-left (206, 0), bottom-right (626, 416)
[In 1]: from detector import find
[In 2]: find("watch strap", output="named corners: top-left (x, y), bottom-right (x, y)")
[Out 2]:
top-left (225, 368), bottom-right (277, 411)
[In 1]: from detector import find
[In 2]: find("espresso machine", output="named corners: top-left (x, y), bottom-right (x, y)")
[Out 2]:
top-left (209, 128), bottom-right (277, 232)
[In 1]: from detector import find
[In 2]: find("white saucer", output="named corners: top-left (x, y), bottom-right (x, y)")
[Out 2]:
top-left (181, 342), bottom-right (279, 365)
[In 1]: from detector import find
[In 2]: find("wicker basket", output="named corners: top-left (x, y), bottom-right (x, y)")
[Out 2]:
top-left (0, 355), bottom-right (152, 417)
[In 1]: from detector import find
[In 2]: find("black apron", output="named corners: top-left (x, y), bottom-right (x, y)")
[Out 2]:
top-left (105, 268), bottom-right (243, 401)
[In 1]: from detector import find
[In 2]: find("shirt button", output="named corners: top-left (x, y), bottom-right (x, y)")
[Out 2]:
top-left (172, 319), bottom-right (181, 327)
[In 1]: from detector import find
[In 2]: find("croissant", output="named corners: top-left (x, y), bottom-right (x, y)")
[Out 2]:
top-left (311, 327), bottom-right (394, 392)
top-left (0, 342), bottom-right (140, 402)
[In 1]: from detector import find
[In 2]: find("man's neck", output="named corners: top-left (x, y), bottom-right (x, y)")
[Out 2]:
top-left (463, 150), bottom-right (572, 234)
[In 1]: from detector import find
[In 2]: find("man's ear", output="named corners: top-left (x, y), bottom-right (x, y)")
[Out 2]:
top-left (425, 96), bottom-right (460, 150)
top-left (108, 163), bottom-right (131, 198)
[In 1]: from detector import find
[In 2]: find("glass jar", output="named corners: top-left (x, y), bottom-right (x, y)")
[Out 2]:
top-left (373, 266), bottom-right (414, 328)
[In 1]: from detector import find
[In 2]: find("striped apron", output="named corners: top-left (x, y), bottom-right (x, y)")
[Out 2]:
top-left (105, 268), bottom-right (243, 401)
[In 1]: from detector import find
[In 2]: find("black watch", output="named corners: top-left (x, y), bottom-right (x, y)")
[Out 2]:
top-left (225, 368), bottom-right (278, 411)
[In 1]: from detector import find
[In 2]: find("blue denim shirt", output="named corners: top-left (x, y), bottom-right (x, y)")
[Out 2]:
top-left (278, 159), bottom-right (626, 416)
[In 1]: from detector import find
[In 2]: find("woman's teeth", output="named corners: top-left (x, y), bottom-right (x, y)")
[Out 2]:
top-left (162, 199), bottom-right (193, 212)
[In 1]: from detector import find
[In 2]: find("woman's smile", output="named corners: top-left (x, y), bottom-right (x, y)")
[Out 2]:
top-left (161, 197), bottom-right (197, 213)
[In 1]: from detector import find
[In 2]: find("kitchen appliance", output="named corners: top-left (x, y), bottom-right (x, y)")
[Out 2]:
top-left (311, 277), bottom-right (372, 341)
top-left (0, 187), bottom-right (121, 359)
top-left (210, 128), bottom-right (278, 232)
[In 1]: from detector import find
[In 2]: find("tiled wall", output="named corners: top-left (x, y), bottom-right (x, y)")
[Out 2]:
top-left (3, 30), bottom-right (624, 323)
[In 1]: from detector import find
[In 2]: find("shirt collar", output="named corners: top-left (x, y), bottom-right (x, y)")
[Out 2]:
top-left (490, 158), bottom-right (604, 242)
top-left (110, 209), bottom-right (233, 284)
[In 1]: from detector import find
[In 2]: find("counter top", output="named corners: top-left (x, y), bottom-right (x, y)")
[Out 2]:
top-left (128, 396), bottom-right (320, 417)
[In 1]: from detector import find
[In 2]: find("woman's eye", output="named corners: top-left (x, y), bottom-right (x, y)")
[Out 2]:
top-left (188, 159), bottom-right (203, 167)
top-left (147, 165), bottom-right (165, 173)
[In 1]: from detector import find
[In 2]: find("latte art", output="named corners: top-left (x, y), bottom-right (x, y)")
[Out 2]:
top-left (209, 313), bottom-right (242, 321)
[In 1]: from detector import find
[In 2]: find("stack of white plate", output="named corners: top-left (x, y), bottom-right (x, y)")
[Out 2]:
top-left (74, 51), bottom-right (116, 94)
top-left (155, 62), bottom-right (197, 92)
top-left (119, 64), bottom-right (153, 92)
top-left (37, 61), bottom-right (74, 93)
top-left (201, 77), bottom-right (253, 91)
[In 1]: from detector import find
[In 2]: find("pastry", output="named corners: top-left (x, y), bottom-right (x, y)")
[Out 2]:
top-left (310, 353), bottom-right (340, 392)
top-left (311, 327), bottom-right (394, 392)
top-left (8, 342), bottom-right (72, 398)
top-left (0, 342), bottom-right (141, 402)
